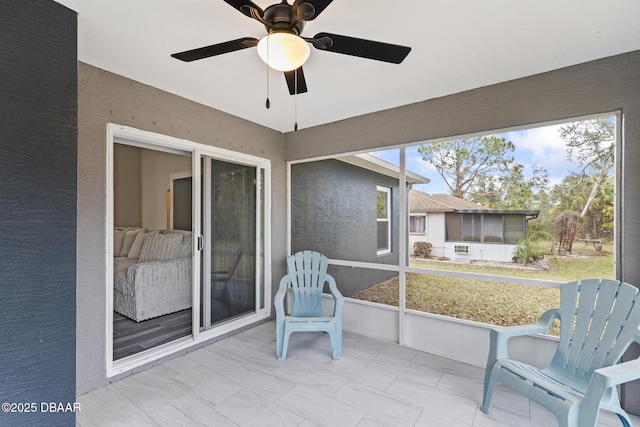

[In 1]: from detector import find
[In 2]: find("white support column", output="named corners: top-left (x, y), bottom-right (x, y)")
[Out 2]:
top-left (398, 147), bottom-right (407, 346)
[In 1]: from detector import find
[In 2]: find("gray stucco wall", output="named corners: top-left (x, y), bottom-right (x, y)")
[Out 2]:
top-left (0, 1), bottom-right (77, 425)
top-left (76, 63), bottom-right (288, 394)
top-left (284, 50), bottom-right (640, 414)
top-left (291, 159), bottom-right (400, 296)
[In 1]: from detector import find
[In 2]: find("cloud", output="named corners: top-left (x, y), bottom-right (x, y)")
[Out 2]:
top-left (370, 119), bottom-right (610, 194)
top-left (499, 124), bottom-right (578, 180)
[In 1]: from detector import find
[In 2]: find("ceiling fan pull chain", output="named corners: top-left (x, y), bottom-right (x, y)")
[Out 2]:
top-left (294, 68), bottom-right (299, 131)
top-left (265, 34), bottom-right (270, 109)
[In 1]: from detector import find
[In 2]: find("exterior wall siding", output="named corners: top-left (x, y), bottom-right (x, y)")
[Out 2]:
top-left (0, 1), bottom-right (77, 425)
top-left (443, 242), bottom-right (516, 263)
top-left (291, 159), bottom-right (400, 296)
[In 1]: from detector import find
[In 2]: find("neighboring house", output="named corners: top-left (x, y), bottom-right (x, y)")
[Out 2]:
top-left (409, 191), bottom-right (539, 263)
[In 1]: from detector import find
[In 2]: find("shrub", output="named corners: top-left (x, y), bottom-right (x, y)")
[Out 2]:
top-left (413, 242), bottom-right (432, 258)
top-left (512, 237), bottom-right (546, 265)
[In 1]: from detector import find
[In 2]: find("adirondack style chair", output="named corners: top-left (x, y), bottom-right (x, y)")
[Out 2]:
top-left (274, 251), bottom-right (345, 360)
top-left (481, 278), bottom-right (640, 427)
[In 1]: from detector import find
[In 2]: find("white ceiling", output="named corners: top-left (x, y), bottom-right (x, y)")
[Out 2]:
top-left (55, 0), bottom-right (640, 133)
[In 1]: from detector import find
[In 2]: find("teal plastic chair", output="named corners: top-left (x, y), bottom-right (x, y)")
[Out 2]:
top-left (274, 251), bottom-right (344, 360)
top-left (481, 278), bottom-right (640, 427)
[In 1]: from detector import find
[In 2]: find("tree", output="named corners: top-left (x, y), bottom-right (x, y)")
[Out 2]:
top-left (549, 174), bottom-right (614, 241)
top-left (473, 163), bottom-right (549, 210)
top-left (559, 117), bottom-right (615, 219)
top-left (418, 136), bottom-right (548, 209)
top-left (417, 136), bottom-right (515, 200)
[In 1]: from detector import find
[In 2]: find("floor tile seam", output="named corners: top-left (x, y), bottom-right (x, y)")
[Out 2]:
top-left (145, 393), bottom-right (238, 427)
top-left (339, 378), bottom-right (427, 418)
top-left (271, 386), bottom-right (367, 426)
top-left (152, 362), bottom-right (225, 396)
top-left (77, 383), bottom-right (132, 417)
top-left (150, 388), bottom-right (242, 427)
top-left (116, 383), bottom-right (191, 418)
top-left (220, 363), bottom-right (299, 402)
top-left (106, 382), bottom-right (167, 425)
top-left (384, 379), bottom-right (482, 424)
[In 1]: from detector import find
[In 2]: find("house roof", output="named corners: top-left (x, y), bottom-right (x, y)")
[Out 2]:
top-left (338, 153), bottom-right (429, 184)
top-left (409, 190), bottom-right (540, 216)
top-left (410, 191), bottom-right (486, 213)
top-left (53, 0), bottom-right (640, 133)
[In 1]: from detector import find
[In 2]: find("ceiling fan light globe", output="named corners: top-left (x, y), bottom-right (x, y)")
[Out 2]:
top-left (257, 32), bottom-right (310, 72)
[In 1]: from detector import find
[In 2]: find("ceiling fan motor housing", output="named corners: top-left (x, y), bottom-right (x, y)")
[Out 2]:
top-left (263, 1), bottom-right (305, 35)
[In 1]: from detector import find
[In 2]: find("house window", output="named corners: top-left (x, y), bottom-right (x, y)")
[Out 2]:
top-left (504, 215), bottom-right (524, 244)
top-left (446, 213), bottom-right (525, 243)
top-left (377, 186), bottom-right (391, 254)
top-left (462, 214), bottom-right (482, 242)
top-left (482, 215), bottom-right (503, 243)
top-left (410, 215), bottom-right (426, 233)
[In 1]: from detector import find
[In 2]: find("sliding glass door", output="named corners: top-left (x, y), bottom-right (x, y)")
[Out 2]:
top-left (108, 125), bottom-right (271, 374)
top-left (200, 156), bottom-right (261, 329)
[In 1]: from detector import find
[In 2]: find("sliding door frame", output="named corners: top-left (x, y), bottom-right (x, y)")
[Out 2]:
top-left (106, 124), bottom-right (272, 377)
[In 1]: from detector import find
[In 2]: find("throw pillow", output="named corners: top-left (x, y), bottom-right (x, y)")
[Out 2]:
top-left (138, 232), bottom-right (183, 262)
top-left (120, 228), bottom-right (144, 257)
top-left (127, 229), bottom-right (148, 259)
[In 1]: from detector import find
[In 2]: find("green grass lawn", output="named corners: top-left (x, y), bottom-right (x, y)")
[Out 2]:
top-left (351, 243), bottom-right (615, 335)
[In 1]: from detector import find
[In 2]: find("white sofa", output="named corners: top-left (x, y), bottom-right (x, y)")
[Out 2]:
top-left (113, 228), bottom-right (192, 322)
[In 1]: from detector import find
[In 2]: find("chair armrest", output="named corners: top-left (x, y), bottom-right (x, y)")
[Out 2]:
top-left (274, 275), bottom-right (289, 318)
top-left (592, 358), bottom-right (640, 389)
top-left (325, 274), bottom-right (344, 318)
top-left (488, 308), bottom-right (560, 361)
top-left (579, 358), bottom-right (640, 426)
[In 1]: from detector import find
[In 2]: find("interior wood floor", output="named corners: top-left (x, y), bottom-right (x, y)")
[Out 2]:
top-left (113, 279), bottom-right (256, 360)
top-left (113, 310), bottom-right (193, 360)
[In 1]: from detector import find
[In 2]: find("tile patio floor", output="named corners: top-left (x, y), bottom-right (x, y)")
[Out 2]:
top-left (77, 321), bottom-right (639, 426)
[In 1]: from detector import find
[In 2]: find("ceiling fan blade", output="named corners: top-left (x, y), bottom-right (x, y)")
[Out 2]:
top-left (284, 67), bottom-right (308, 95)
top-left (312, 32), bottom-right (411, 64)
top-left (222, 0), bottom-right (264, 19)
top-left (292, 0), bottom-right (333, 21)
top-left (171, 38), bottom-right (258, 62)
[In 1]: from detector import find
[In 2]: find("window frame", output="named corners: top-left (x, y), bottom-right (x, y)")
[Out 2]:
top-left (376, 185), bottom-right (392, 255)
top-left (409, 214), bottom-right (426, 234)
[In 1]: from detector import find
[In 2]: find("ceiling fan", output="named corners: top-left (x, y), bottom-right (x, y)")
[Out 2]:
top-left (171, 0), bottom-right (412, 96)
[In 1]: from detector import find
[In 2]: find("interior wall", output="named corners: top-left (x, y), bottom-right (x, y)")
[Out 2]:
top-left (0, 1), bottom-right (77, 425)
top-left (113, 144), bottom-right (141, 227)
top-left (139, 149), bottom-right (191, 230)
top-left (77, 63), bottom-right (287, 395)
top-left (284, 49), bottom-right (640, 414)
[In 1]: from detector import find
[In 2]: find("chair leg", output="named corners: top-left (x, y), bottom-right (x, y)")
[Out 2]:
top-left (329, 327), bottom-right (342, 360)
top-left (279, 329), bottom-right (292, 360)
top-left (616, 412), bottom-right (632, 427)
top-left (480, 369), bottom-right (498, 414)
top-left (276, 321), bottom-right (285, 360)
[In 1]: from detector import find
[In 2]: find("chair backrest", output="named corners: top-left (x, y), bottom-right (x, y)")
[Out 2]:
top-left (286, 251), bottom-right (329, 317)
top-left (550, 278), bottom-right (640, 382)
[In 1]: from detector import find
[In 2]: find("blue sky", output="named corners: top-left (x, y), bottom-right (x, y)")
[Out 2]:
top-left (371, 122), bottom-right (592, 195)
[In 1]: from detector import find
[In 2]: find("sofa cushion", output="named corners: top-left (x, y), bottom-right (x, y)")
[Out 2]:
top-left (114, 229), bottom-right (126, 256)
top-left (139, 232), bottom-right (183, 262)
top-left (127, 229), bottom-right (148, 259)
top-left (120, 228), bottom-right (145, 257)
